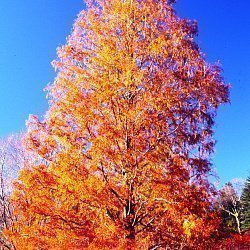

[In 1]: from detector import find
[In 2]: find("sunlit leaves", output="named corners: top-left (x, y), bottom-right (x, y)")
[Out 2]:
top-left (5, 0), bottom-right (229, 249)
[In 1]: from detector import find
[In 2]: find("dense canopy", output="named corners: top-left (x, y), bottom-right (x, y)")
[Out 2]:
top-left (4, 0), bottom-right (229, 249)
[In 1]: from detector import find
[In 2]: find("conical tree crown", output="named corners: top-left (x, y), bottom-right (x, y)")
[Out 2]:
top-left (241, 176), bottom-right (250, 231)
top-left (5, 0), bottom-right (229, 249)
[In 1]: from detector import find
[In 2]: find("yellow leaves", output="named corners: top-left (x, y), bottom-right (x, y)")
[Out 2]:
top-left (111, 0), bottom-right (135, 21)
top-left (99, 46), bottom-right (113, 65)
top-left (84, 175), bottom-right (105, 195)
top-left (56, 230), bottom-right (68, 246)
top-left (149, 35), bottom-right (170, 55)
top-left (183, 215), bottom-right (196, 238)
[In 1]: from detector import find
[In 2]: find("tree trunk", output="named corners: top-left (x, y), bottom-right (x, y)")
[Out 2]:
top-left (126, 225), bottom-right (135, 249)
top-left (235, 215), bottom-right (241, 234)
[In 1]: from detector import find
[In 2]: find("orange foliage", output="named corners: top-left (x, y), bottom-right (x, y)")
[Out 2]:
top-left (5, 0), bottom-right (229, 249)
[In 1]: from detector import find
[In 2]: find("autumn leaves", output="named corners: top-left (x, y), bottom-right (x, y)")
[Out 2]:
top-left (3, 0), bottom-right (230, 249)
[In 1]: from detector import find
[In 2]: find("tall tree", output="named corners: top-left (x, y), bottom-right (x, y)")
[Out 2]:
top-left (5, 0), bottom-right (229, 249)
top-left (241, 176), bottom-right (250, 232)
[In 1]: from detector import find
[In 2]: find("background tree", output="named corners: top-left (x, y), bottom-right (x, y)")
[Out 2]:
top-left (241, 176), bottom-right (250, 232)
top-left (0, 135), bottom-right (25, 249)
top-left (216, 182), bottom-right (242, 235)
top-left (5, 0), bottom-right (229, 249)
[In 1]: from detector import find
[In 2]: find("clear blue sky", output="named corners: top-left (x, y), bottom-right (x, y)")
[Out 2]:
top-left (0, 0), bottom-right (249, 185)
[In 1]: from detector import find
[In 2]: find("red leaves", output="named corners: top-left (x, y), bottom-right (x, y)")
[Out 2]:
top-left (216, 233), bottom-right (250, 249)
